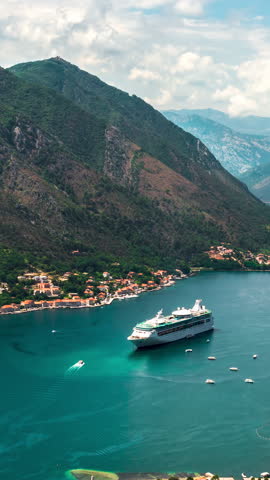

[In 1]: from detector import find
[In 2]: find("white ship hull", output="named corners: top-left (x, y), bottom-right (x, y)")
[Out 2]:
top-left (128, 317), bottom-right (214, 348)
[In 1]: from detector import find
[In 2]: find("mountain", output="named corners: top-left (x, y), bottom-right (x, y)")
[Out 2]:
top-left (162, 111), bottom-right (270, 177)
top-left (241, 164), bottom-right (270, 204)
top-left (1, 58), bottom-right (270, 266)
top-left (173, 108), bottom-right (270, 136)
top-left (163, 110), bottom-right (270, 202)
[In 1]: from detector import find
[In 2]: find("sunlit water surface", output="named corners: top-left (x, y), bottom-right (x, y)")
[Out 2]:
top-left (1, 272), bottom-right (270, 479)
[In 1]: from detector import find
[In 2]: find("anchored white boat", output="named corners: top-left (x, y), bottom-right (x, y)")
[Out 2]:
top-left (205, 379), bottom-right (215, 384)
top-left (229, 367), bottom-right (239, 371)
top-left (245, 378), bottom-right (254, 383)
top-left (208, 356), bottom-right (216, 360)
top-left (127, 299), bottom-right (214, 348)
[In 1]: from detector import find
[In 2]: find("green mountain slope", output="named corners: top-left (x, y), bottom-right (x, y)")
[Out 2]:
top-left (10, 57), bottom-right (215, 180)
top-left (1, 59), bottom-right (270, 264)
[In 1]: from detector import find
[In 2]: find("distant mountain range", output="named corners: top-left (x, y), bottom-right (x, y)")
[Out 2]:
top-left (163, 109), bottom-right (270, 202)
top-left (0, 58), bottom-right (269, 266)
top-left (172, 108), bottom-right (270, 136)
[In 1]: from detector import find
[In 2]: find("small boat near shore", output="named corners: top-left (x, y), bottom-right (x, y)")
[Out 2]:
top-left (205, 379), bottom-right (215, 384)
top-left (245, 378), bottom-right (254, 383)
top-left (229, 367), bottom-right (239, 371)
top-left (185, 349), bottom-right (193, 353)
top-left (208, 356), bottom-right (216, 360)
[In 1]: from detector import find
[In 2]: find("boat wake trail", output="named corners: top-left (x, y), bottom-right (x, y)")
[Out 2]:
top-left (65, 361), bottom-right (85, 376)
top-left (256, 423), bottom-right (270, 440)
top-left (13, 362), bottom-right (85, 428)
top-left (137, 372), bottom-right (181, 384)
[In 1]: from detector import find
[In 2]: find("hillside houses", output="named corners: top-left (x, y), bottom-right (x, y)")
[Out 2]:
top-left (0, 267), bottom-right (180, 315)
top-left (256, 253), bottom-right (270, 265)
top-left (206, 245), bottom-right (270, 267)
top-left (208, 245), bottom-right (234, 260)
top-left (33, 282), bottom-right (61, 297)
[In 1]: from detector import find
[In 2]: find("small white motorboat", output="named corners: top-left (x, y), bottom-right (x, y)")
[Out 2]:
top-left (245, 378), bottom-right (254, 383)
top-left (73, 360), bottom-right (85, 367)
top-left (253, 354), bottom-right (258, 359)
top-left (206, 339), bottom-right (210, 343)
top-left (260, 473), bottom-right (270, 478)
top-left (205, 379), bottom-right (215, 384)
top-left (185, 349), bottom-right (193, 353)
top-left (229, 367), bottom-right (239, 371)
top-left (208, 356), bottom-right (216, 360)
top-left (51, 329), bottom-right (56, 333)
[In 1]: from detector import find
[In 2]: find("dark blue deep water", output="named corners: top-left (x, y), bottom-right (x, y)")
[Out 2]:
top-left (1, 272), bottom-right (270, 479)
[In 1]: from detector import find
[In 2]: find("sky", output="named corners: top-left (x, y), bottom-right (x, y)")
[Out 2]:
top-left (1, 0), bottom-right (270, 116)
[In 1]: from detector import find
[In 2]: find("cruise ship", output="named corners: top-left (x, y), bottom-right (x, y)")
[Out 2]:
top-left (127, 299), bottom-right (213, 348)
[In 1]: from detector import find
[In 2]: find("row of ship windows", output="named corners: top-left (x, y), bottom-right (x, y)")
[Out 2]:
top-left (157, 318), bottom-right (211, 336)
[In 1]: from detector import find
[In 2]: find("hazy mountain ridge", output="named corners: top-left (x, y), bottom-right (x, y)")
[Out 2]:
top-left (0, 59), bottom-right (270, 263)
top-left (174, 108), bottom-right (270, 136)
top-left (241, 164), bottom-right (270, 204)
top-left (162, 110), bottom-right (270, 176)
top-left (163, 109), bottom-right (270, 202)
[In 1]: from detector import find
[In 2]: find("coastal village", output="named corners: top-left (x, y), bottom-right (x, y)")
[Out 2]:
top-left (206, 244), bottom-right (270, 265)
top-left (1, 243), bottom-right (270, 315)
top-left (0, 268), bottom-right (187, 315)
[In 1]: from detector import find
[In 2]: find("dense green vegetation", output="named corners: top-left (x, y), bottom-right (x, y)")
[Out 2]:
top-left (0, 58), bottom-right (269, 274)
top-left (0, 243), bottom-right (192, 307)
top-left (0, 68), bottom-right (106, 170)
top-left (9, 58), bottom-right (200, 176)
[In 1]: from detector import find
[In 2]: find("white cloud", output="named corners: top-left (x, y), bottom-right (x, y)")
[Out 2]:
top-left (1, 0), bottom-right (270, 116)
top-left (172, 51), bottom-right (212, 73)
top-left (227, 94), bottom-right (257, 117)
top-left (145, 88), bottom-right (172, 107)
top-left (237, 58), bottom-right (270, 94)
top-left (213, 85), bottom-right (241, 101)
top-left (214, 87), bottom-right (258, 117)
top-left (174, 0), bottom-right (205, 16)
top-left (129, 67), bottom-right (160, 80)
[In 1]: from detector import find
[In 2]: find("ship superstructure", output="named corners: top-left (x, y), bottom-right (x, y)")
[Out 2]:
top-left (127, 299), bottom-right (213, 348)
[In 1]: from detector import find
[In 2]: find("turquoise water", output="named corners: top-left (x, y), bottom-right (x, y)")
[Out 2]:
top-left (1, 272), bottom-right (270, 479)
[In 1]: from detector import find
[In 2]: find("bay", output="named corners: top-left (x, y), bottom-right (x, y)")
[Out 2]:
top-left (1, 272), bottom-right (270, 479)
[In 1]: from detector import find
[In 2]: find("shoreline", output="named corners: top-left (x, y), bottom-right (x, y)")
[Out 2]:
top-left (0, 279), bottom-right (185, 317)
top-left (2, 268), bottom-right (270, 318)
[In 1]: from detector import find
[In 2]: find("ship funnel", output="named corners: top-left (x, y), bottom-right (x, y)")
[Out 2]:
top-left (192, 299), bottom-right (202, 311)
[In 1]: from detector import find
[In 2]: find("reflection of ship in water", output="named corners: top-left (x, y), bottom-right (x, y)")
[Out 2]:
top-left (128, 299), bottom-right (214, 348)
